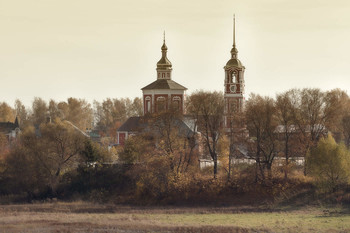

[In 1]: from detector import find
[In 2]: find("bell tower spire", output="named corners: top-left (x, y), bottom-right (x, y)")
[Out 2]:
top-left (231, 15), bottom-right (238, 59)
top-left (223, 16), bottom-right (246, 128)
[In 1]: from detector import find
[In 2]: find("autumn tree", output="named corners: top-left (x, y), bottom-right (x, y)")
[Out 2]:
top-left (342, 115), bottom-right (350, 148)
top-left (14, 99), bottom-right (28, 126)
top-left (94, 97), bottom-right (143, 138)
top-left (306, 134), bottom-right (350, 192)
top-left (323, 89), bottom-right (350, 138)
top-left (293, 89), bottom-right (329, 148)
top-left (275, 89), bottom-right (298, 179)
top-left (245, 94), bottom-right (279, 181)
top-left (19, 119), bottom-right (87, 191)
top-left (0, 102), bottom-right (15, 122)
top-left (30, 97), bottom-right (48, 126)
top-left (224, 99), bottom-right (246, 181)
top-left (150, 109), bottom-right (198, 174)
top-left (187, 91), bottom-right (224, 178)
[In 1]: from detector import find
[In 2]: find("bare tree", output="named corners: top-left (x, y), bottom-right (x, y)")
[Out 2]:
top-left (151, 109), bottom-right (197, 174)
top-left (245, 94), bottom-right (278, 181)
top-left (20, 120), bottom-right (86, 190)
top-left (275, 90), bottom-right (297, 179)
top-left (187, 91), bottom-right (224, 178)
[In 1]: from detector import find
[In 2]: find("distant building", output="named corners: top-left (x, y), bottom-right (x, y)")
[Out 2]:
top-left (223, 16), bottom-right (246, 129)
top-left (117, 33), bottom-right (188, 145)
top-left (142, 34), bottom-right (187, 115)
top-left (0, 117), bottom-right (20, 141)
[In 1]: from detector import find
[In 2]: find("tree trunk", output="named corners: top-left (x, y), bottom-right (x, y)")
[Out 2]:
top-left (267, 163), bottom-right (272, 180)
top-left (213, 156), bottom-right (218, 179)
top-left (284, 137), bottom-right (289, 180)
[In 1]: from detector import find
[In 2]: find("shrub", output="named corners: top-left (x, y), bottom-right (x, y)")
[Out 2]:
top-left (306, 134), bottom-right (350, 192)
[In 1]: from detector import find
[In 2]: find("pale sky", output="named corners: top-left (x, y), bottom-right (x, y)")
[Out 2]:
top-left (1, 0), bottom-right (350, 107)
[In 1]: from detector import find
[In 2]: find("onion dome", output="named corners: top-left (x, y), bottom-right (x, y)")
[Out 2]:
top-left (157, 32), bottom-right (172, 71)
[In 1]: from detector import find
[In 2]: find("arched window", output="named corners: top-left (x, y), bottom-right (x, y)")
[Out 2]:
top-left (156, 96), bottom-right (166, 112)
top-left (172, 96), bottom-right (181, 111)
top-left (145, 96), bottom-right (151, 113)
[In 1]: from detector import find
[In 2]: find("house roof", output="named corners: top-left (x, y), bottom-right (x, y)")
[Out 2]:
top-left (141, 79), bottom-right (187, 90)
top-left (117, 115), bottom-right (196, 137)
top-left (117, 117), bottom-right (144, 132)
top-left (0, 122), bottom-right (18, 134)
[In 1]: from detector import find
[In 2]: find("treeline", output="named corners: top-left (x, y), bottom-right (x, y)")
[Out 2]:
top-left (0, 97), bottom-right (142, 137)
top-left (1, 88), bottom-right (350, 204)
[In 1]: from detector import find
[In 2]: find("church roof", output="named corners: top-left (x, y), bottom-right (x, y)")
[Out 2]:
top-left (117, 116), bottom-right (196, 137)
top-left (141, 79), bottom-right (187, 90)
top-left (117, 117), bottom-right (144, 132)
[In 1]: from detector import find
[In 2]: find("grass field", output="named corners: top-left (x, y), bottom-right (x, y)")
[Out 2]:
top-left (0, 202), bottom-right (349, 232)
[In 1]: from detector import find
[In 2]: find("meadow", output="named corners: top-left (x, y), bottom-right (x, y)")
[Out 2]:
top-left (0, 202), bottom-right (349, 232)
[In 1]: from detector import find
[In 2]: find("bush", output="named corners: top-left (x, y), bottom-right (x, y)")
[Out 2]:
top-left (306, 134), bottom-right (350, 192)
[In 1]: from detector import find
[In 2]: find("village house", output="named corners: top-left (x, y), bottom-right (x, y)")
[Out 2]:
top-left (0, 117), bottom-right (20, 142)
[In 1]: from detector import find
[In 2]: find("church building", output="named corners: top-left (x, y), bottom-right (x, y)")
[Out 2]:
top-left (117, 19), bottom-right (246, 146)
top-left (117, 34), bottom-right (188, 145)
top-left (141, 33), bottom-right (187, 115)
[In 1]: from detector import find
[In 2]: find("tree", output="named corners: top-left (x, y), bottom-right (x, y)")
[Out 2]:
top-left (225, 100), bottom-right (246, 181)
top-left (306, 134), bottom-right (350, 192)
top-left (295, 88), bottom-right (328, 147)
top-left (245, 94), bottom-right (278, 181)
top-left (60, 98), bottom-right (93, 131)
top-left (0, 102), bottom-right (15, 122)
top-left (151, 110), bottom-right (198, 174)
top-left (187, 91), bottom-right (224, 178)
top-left (15, 99), bottom-right (28, 126)
top-left (93, 97), bottom-right (143, 138)
top-left (323, 89), bottom-right (350, 139)
top-left (20, 119), bottom-right (86, 191)
top-left (30, 97), bottom-right (48, 126)
top-left (81, 139), bottom-right (111, 164)
top-left (275, 90), bottom-right (297, 179)
top-left (342, 115), bottom-right (350, 148)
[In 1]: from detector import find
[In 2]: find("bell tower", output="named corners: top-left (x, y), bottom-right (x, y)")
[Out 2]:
top-left (141, 32), bottom-right (187, 115)
top-left (224, 16), bottom-right (245, 128)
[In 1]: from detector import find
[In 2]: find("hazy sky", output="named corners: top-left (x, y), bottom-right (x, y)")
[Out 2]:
top-left (1, 0), bottom-right (350, 107)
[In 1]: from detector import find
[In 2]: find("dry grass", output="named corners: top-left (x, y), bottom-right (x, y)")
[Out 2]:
top-left (0, 202), bottom-right (349, 232)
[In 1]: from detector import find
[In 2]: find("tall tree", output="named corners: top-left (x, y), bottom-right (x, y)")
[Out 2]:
top-left (275, 89), bottom-right (298, 179)
top-left (30, 97), bottom-right (48, 126)
top-left (0, 102), bottom-right (15, 122)
top-left (187, 91), bottom-right (224, 178)
top-left (245, 94), bottom-right (278, 181)
top-left (20, 120), bottom-right (87, 190)
top-left (14, 99), bottom-right (27, 126)
top-left (93, 97), bottom-right (142, 137)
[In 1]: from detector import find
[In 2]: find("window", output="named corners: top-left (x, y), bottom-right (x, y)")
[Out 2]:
top-left (145, 96), bottom-right (151, 113)
top-left (156, 96), bottom-right (166, 112)
top-left (172, 96), bottom-right (181, 111)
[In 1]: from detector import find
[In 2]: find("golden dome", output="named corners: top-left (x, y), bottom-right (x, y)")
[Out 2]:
top-left (157, 39), bottom-right (172, 70)
top-left (226, 58), bottom-right (242, 67)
